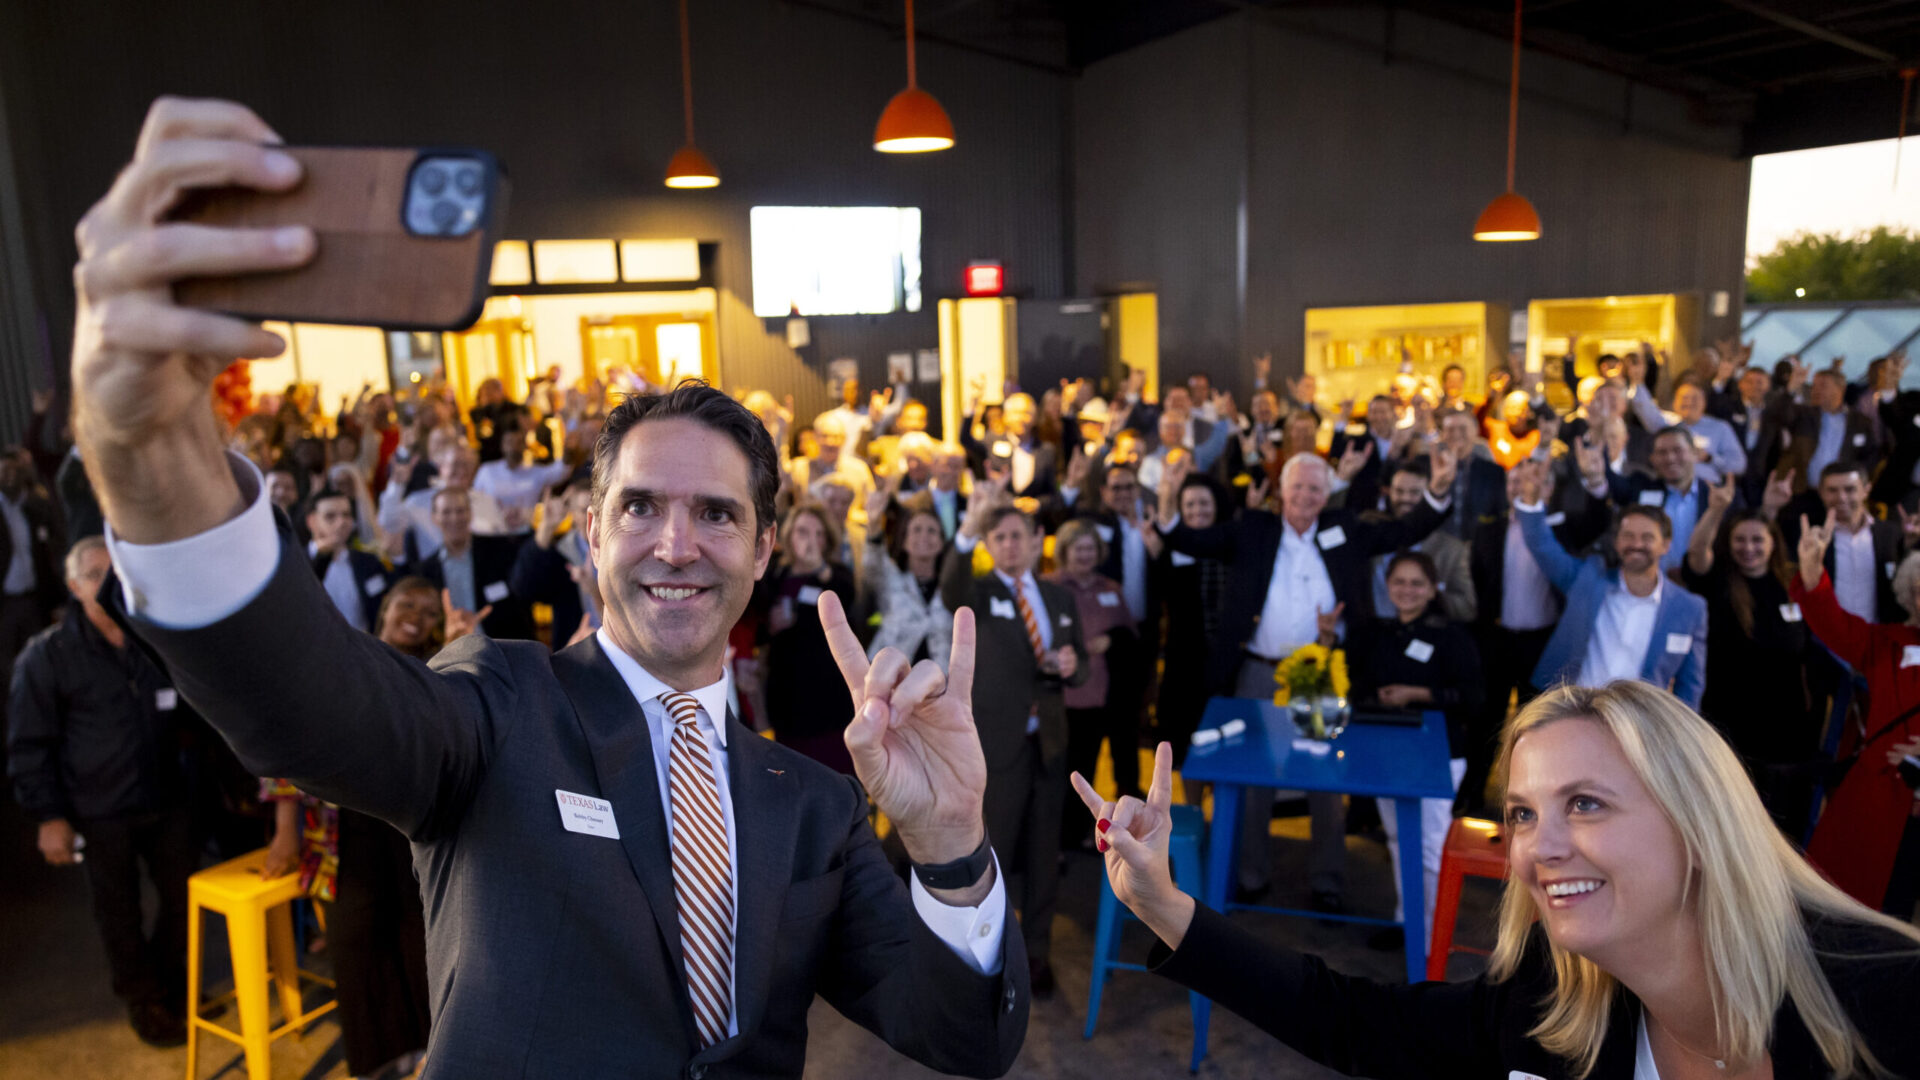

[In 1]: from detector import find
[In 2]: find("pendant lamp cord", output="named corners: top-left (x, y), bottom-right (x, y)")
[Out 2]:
top-left (1897, 67), bottom-right (1916, 190)
top-left (678, 0), bottom-right (696, 144)
top-left (905, 0), bottom-right (919, 89)
top-left (1505, 0), bottom-right (1523, 194)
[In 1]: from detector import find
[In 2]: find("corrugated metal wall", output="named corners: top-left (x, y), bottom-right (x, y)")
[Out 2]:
top-left (1075, 8), bottom-right (1752, 399)
top-left (0, 0), bottom-right (1070, 441)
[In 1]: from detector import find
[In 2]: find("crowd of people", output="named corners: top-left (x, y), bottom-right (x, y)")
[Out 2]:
top-left (8, 319), bottom-right (1920, 1070)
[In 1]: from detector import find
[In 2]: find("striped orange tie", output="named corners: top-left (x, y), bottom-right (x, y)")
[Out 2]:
top-left (1011, 583), bottom-right (1047, 662)
top-left (659, 691), bottom-right (734, 1048)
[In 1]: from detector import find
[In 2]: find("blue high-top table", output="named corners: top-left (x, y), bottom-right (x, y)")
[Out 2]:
top-left (1180, 697), bottom-right (1456, 986)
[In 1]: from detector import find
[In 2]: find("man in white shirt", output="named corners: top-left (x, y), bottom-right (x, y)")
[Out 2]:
top-left (1792, 463), bottom-right (1909, 624)
top-left (303, 488), bottom-right (390, 633)
top-left (471, 406), bottom-right (572, 533)
top-left (69, 98), bottom-right (1024, 1077)
top-left (377, 444), bottom-right (506, 560)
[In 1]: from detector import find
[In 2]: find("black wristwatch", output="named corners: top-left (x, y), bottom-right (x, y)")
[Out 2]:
top-left (910, 832), bottom-right (993, 891)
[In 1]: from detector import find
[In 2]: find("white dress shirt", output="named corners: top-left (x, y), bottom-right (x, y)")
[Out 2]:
top-left (377, 482), bottom-right (508, 558)
top-left (1500, 517), bottom-right (1560, 631)
top-left (1247, 521), bottom-right (1338, 660)
top-left (1577, 573), bottom-right (1663, 688)
top-left (307, 541), bottom-right (367, 630)
top-left (105, 454), bottom-right (1009, 994)
top-left (1831, 522), bottom-right (1878, 623)
top-left (472, 459), bottom-right (573, 528)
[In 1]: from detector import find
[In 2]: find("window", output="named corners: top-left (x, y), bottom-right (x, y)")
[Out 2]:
top-left (750, 206), bottom-right (922, 317)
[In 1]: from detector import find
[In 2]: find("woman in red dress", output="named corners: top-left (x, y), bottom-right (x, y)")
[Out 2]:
top-left (1791, 516), bottom-right (1920, 912)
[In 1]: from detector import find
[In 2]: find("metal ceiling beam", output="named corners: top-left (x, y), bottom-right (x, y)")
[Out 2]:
top-left (1716, 0), bottom-right (1898, 64)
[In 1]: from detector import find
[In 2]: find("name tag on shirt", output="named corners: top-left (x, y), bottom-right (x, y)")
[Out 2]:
top-left (1638, 490), bottom-right (1665, 507)
top-left (1544, 512), bottom-right (1566, 526)
top-left (1666, 632), bottom-right (1693, 655)
top-left (1097, 591), bottom-right (1121, 608)
top-left (1095, 524), bottom-right (1115, 543)
top-left (1852, 432), bottom-right (1867, 447)
top-left (363, 576), bottom-right (387, 598)
top-left (1903, 646), bottom-right (1920, 669)
top-left (35, 525), bottom-right (49, 542)
top-left (796, 584), bottom-right (822, 606)
top-left (990, 597), bottom-right (1017, 620)
top-left (1779, 603), bottom-right (1803, 622)
top-left (155, 688), bottom-right (178, 711)
top-left (555, 790), bottom-right (620, 839)
top-left (1404, 639), bottom-right (1434, 663)
top-left (1316, 525), bottom-right (1346, 550)
top-left (483, 581), bottom-right (510, 604)
top-left (1692, 434), bottom-right (1710, 451)
top-left (1170, 550), bottom-right (1196, 567)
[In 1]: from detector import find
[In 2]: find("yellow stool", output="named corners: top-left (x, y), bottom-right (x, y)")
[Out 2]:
top-left (186, 848), bottom-right (336, 1080)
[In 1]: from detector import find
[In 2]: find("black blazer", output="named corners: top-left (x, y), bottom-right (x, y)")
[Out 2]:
top-left (508, 534), bottom-right (587, 650)
top-left (1346, 613), bottom-right (1483, 752)
top-left (1780, 401), bottom-right (1882, 481)
top-left (0, 489), bottom-right (65, 615)
top-left (1151, 902), bottom-right (1920, 1079)
top-left (125, 518), bottom-right (1028, 1079)
top-left (1444, 455), bottom-right (1508, 540)
top-left (1328, 428), bottom-right (1392, 513)
top-left (409, 534), bottom-right (537, 642)
top-left (1163, 499), bottom-right (1446, 692)
top-left (939, 547), bottom-right (1087, 768)
top-left (1777, 513), bottom-right (1911, 624)
top-left (309, 546), bottom-right (394, 633)
top-left (1873, 389), bottom-right (1920, 506)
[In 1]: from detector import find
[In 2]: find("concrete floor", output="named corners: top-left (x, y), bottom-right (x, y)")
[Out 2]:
top-left (0, 787), bottom-right (1500, 1080)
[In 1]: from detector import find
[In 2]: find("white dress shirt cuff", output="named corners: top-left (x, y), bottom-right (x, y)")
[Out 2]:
top-left (910, 850), bottom-right (1008, 975)
top-left (954, 532), bottom-right (979, 553)
top-left (1513, 498), bottom-right (1546, 514)
top-left (104, 452), bottom-right (281, 630)
top-left (1422, 489), bottom-right (1453, 512)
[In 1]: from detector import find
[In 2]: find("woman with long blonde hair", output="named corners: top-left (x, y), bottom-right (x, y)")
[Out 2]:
top-left (1073, 681), bottom-right (1920, 1078)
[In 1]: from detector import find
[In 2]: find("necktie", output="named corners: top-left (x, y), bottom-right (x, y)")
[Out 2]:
top-left (1010, 581), bottom-right (1046, 661)
top-left (659, 691), bottom-right (734, 1048)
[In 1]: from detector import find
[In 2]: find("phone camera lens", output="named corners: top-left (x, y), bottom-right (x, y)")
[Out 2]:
top-left (418, 165), bottom-right (448, 196)
top-left (431, 200), bottom-right (459, 233)
top-left (454, 166), bottom-right (481, 196)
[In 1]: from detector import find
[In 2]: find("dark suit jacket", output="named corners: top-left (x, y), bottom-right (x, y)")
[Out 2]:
top-left (409, 534), bottom-right (537, 642)
top-left (1444, 455), bottom-right (1508, 539)
top-left (1151, 902), bottom-right (1920, 1079)
top-left (1776, 513), bottom-right (1911, 624)
top-left (126, 520), bottom-right (1028, 1079)
top-left (0, 490), bottom-right (66, 616)
top-left (1780, 401), bottom-right (1882, 482)
top-left (508, 533), bottom-right (587, 650)
top-left (308, 546), bottom-right (394, 633)
top-left (1328, 428), bottom-right (1393, 513)
top-left (939, 548), bottom-right (1088, 768)
top-left (1162, 500), bottom-right (1446, 691)
top-left (1873, 389), bottom-right (1920, 506)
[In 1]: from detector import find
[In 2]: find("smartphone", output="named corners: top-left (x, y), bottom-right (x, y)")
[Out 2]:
top-left (172, 146), bottom-right (507, 331)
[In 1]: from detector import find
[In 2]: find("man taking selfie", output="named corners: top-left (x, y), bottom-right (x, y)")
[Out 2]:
top-left (70, 97), bottom-right (1026, 1080)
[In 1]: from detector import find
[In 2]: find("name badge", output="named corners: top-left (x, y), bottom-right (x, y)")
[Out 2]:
top-left (1096, 591), bottom-right (1121, 608)
top-left (1666, 632), bottom-right (1693, 655)
top-left (483, 580), bottom-right (510, 604)
top-left (1779, 603), bottom-right (1803, 622)
top-left (1404, 639), bottom-right (1435, 663)
top-left (1638, 489), bottom-right (1665, 507)
top-left (1095, 524), bottom-right (1115, 543)
top-left (1852, 432), bottom-right (1867, 447)
top-left (1170, 550), bottom-right (1196, 567)
top-left (555, 789), bottom-right (620, 839)
top-left (1544, 511), bottom-right (1567, 526)
top-left (1692, 434), bottom-right (1710, 451)
top-left (1059, 614), bottom-right (1073, 627)
top-left (1903, 646), bottom-right (1920, 669)
top-left (989, 597), bottom-right (1017, 620)
top-left (1317, 525), bottom-right (1347, 549)
top-left (796, 584), bottom-right (822, 606)
top-left (155, 688), bottom-right (179, 711)
top-left (363, 576), bottom-right (387, 598)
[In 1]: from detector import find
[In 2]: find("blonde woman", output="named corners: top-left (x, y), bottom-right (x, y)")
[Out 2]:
top-left (1073, 681), bottom-right (1920, 1078)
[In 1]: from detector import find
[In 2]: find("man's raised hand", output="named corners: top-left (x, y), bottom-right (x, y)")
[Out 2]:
top-left (818, 590), bottom-right (989, 874)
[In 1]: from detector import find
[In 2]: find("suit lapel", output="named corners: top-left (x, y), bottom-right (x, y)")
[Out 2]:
top-left (549, 636), bottom-right (684, 976)
top-left (720, 720), bottom-right (799, 1049)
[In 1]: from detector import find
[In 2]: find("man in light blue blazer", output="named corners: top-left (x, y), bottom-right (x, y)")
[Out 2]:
top-left (1509, 459), bottom-right (1707, 709)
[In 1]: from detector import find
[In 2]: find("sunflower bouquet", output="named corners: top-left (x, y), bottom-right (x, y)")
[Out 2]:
top-left (1272, 643), bottom-right (1351, 740)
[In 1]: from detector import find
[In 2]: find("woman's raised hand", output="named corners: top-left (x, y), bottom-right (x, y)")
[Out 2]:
top-left (1070, 742), bottom-right (1195, 949)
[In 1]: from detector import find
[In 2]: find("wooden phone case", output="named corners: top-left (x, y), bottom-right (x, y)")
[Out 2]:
top-left (172, 146), bottom-right (505, 331)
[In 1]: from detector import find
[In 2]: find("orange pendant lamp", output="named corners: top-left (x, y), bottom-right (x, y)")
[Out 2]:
top-left (874, 0), bottom-right (954, 153)
top-left (1474, 0), bottom-right (1541, 241)
top-left (664, 0), bottom-right (719, 188)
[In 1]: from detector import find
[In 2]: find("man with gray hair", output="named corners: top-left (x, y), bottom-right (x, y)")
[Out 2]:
top-left (1159, 446), bottom-right (1457, 911)
top-left (8, 537), bottom-right (196, 1047)
top-left (791, 410), bottom-right (876, 503)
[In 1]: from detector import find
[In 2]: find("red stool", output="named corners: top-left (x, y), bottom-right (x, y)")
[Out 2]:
top-left (1426, 817), bottom-right (1510, 981)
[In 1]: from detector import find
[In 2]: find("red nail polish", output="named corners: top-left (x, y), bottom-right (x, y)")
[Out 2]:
top-left (1097, 839), bottom-right (1109, 853)
top-left (1097, 819), bottom-right (1110, 833)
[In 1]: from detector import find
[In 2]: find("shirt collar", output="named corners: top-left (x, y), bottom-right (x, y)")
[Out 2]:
top-left (993, 567), bottom-right (1035, 594)
top-left (593, 628), bottom-right (732, 748)
top-left (1617, 572), bottom-right (1664, 605)
top-left (306, 540), bottom-right (345, 563)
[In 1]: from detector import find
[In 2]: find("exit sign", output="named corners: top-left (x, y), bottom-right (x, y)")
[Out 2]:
top-left (965, 261), bottom-right (1004, 296)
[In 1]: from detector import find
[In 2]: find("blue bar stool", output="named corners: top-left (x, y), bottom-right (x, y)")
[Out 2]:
top-left (1084, 803), bottom-right (1209, 1072)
